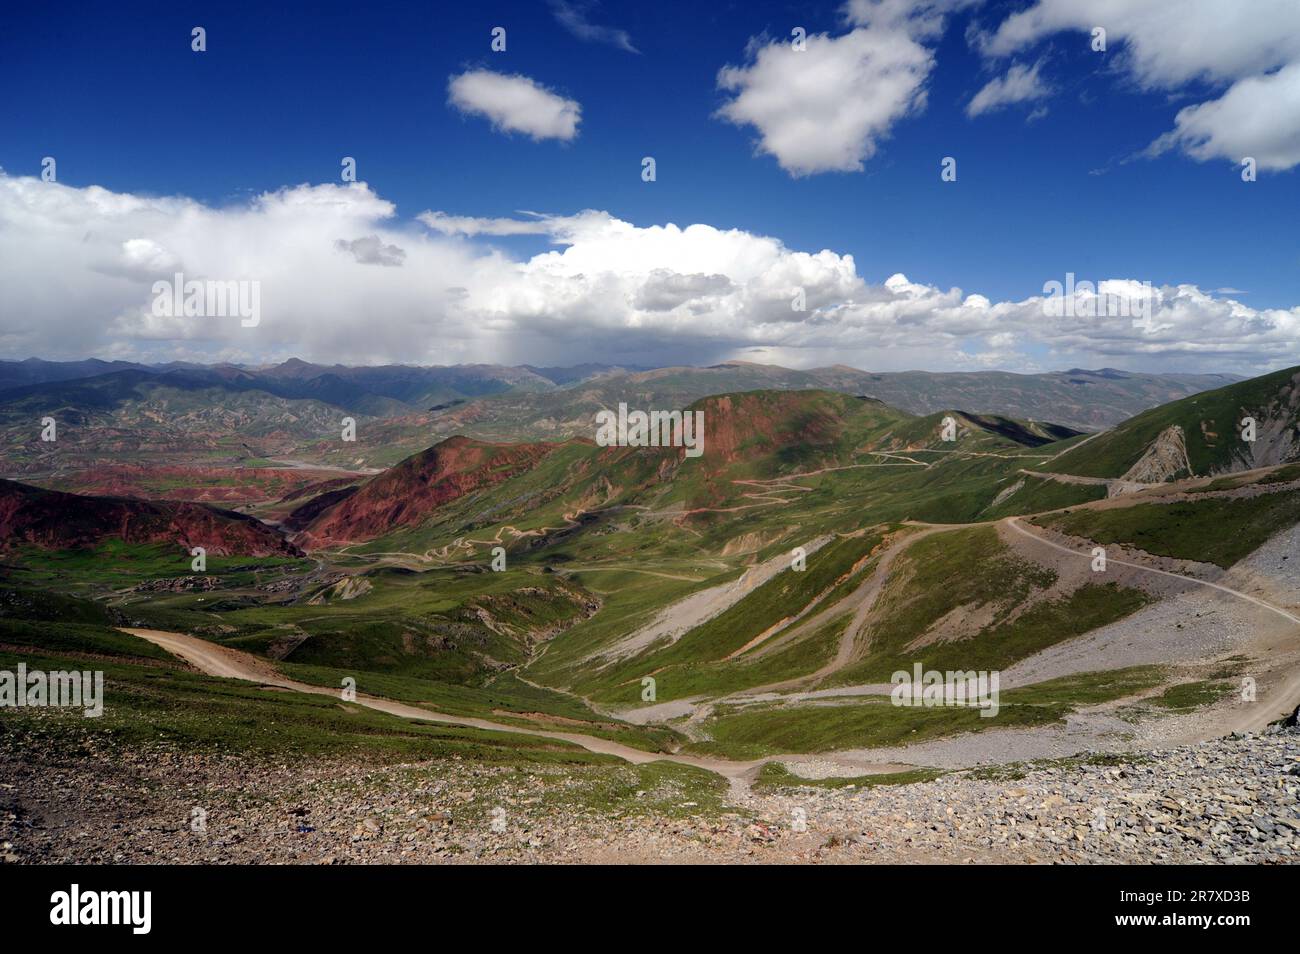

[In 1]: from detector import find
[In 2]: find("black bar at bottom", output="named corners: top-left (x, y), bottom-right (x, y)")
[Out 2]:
top-left (0, 862), bottom-right (1276, 940)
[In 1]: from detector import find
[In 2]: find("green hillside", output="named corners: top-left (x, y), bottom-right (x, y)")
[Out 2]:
top-left (1044, 365), bottom-right (1300, 480)
top-left (1034, 491), bottom-right (1300, 568)
top-left (7, 369), bottom-right (1297, 778)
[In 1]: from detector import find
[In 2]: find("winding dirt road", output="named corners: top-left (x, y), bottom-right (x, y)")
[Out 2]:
top-left (119, 628), bottom-right (760, 777)
top-left (116, 628), bottom-right (910, 786)
top-left (622, 514), bottom-right (1300, 732)
top-left (115, 461), bottom-right (1300, 785)
top-left (1004, 518), bottom-right (1300, 628)
top-left (1003, 518), bottom-right (1300, 732)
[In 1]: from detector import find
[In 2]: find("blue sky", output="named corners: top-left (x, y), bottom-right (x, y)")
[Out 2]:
top-left (0, 0), bottom-right (1296, 372)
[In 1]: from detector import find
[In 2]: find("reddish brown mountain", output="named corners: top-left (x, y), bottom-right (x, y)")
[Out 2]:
top-left (685, 390), bottom-right (854, 469)
top-left (292, 436), bottom-right (561, 549)
top-left (53, 464), bottom-right (356, 504)
top-left (0, 479), bottom-right (301, 556)
top-left (280, 485), bottom-right (359, 533)
top-left (275, 474), bottom-right (364, 505)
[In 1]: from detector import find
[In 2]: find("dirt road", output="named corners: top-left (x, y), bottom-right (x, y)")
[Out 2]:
top-left (118, 628), bottom-right (759, 776)
top-left (1003, 518), bottom-right (1300, 628)
top-left (1003, 518), bottom-right (1300, 732)
top-left (116, 628), bottom-right (909, 787)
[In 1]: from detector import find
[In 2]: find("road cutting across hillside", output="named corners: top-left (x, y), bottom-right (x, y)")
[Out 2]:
top-left (116, 627), bottom-right (913, 788)
top-left (1004, 517), bottom-right (1300, 629)
top-left (617, 511), bottom-right (1300, 736)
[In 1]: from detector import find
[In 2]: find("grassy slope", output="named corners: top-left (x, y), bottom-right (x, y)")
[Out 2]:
top-left (754, 763), bottom-right (946, 790)
top-left (0, 643), bottom-right (736, 824)
top-left (0, 612), bottom-right (606, 763)
top-left (17, 382), bottom-right (1258, 769)
top-left (0, 586), bottom-right (679, 753)
top-left (690, 667), bottom-right (1165, 759)
top-left (571, 531), bottom-right (887, 705)
top-left (4, 541), bottom-right (308, 594)
top-left (1034, 489), bottom-right (1300, 568)
top-left (641, 614), bottom-right (849, 703)
top-left (829, 525), bottom-right (1149, 684)
top-left (518, 448), bottom-right (1097, 696)
top-left (1044, 365), bottom-right (1300, 479)
top-left (981, 473), bottom-right (1107, 519)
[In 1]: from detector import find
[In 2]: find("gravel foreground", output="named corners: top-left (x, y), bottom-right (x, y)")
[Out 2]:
top-left (2, 724), bottom-right (1297, 865)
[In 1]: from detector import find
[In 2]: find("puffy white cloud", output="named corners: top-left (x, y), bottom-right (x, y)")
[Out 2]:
top-left (976, 0), bottom-right (1300, 169)
top-left (844, 0), bottom-right (979, 39)
top-left (0, 172), bottom-right (1297, 374)
top-left (1147, 62), bottom-right (1300, 170)
top-left (715, 28), bottom-right (930, 176)
top-left (714, 1), bottom-right (978, 176)
top-left (447, 70), bottom-right (581, 142)
top-left (111, 238), bottom-right (180, 279)
top-left (978, 0), bottom-right (1300, 86)
top-left (966, 61), bottom-right (1051, 117)
top-left (0, 175), bottom-right (483, 364)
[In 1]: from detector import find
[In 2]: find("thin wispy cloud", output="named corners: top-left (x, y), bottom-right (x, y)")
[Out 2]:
top-left (966, 60), bottom-right (1051, 117)
top-left (418, 211), bottom-right (554, 237)
top-left (550, 0), bottom-right (639, 54)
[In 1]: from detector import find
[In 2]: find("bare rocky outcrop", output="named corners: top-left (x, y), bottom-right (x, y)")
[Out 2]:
top-left (987, 478), bottom-right (1024, 509)
top-left (306, 575), bottom-right (373, 604)
top-left (1117, 424), bottom-right (1192, 487)
top-left (1229, 368), bottom-right (1300, 470)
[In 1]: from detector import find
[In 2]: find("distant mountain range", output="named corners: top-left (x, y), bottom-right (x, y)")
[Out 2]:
top-left (285, 389), bottom-right (1087, 551)
top-left (0, 357), bottom-right (631, 407)
top-left (3, 365), bottom-right (1296, 560)
top-left (0, 357), bottom-right (1242, 476)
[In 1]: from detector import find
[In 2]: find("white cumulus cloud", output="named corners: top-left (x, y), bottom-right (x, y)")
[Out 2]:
top-left (1, 173), bottom-right (1298, 375)
top-left (713, 1), bottom-right (977, 176)
top-left (1147, 62), bottom-right (1300, 171)
top-left (447, 69), bottom-right (581, 142)
top-left (976, 0), bottom-right (1300, 170)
